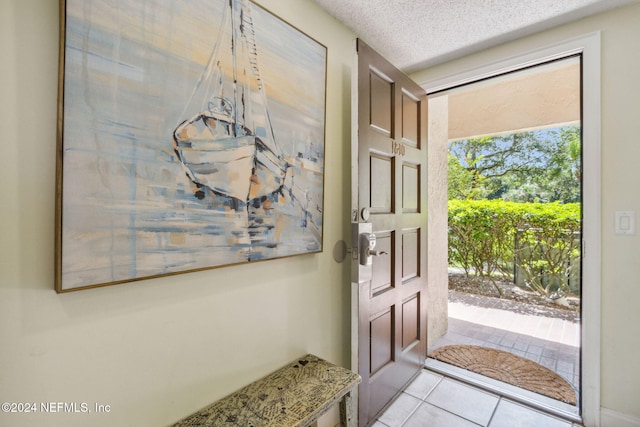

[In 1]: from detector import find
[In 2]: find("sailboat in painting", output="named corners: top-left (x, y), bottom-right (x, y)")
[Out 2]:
top-left (173, 0), bottom-right (288, 203)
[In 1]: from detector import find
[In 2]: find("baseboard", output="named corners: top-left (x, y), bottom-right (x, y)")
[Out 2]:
top-left (601, 408), bottom-right (640, 427)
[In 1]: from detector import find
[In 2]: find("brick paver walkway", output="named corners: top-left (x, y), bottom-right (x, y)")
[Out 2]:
top-left (428, 291), bottom-right (581, 398)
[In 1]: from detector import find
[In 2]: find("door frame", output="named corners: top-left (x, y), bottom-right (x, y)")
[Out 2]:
top-left (417, 32), bottom-right (602, 427)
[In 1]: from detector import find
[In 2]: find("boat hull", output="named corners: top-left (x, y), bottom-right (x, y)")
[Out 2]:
top-left (174, 112), bottom-right (287, 202)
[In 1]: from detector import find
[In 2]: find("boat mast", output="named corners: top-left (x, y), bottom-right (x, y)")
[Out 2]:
top-left (237, 0), bottom-right (281, 156)
top-left (230, 0), bottom-right (240, 138)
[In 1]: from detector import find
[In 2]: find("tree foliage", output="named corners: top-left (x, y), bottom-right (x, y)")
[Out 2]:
top-left (448, 125), bottom-right (581, 203)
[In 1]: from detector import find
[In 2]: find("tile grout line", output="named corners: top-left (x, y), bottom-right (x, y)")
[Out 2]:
top-left (392, 374), bottom-right (446, 427)
top-left (400, 374), bottom-right (438, 426)
top-left (397, 397), bottom-right (422, 427)
top-left (485, 396), bottom-right (503, 427)
top-left (414, 375), bottom-right (494, 427)
top-left (401, 399), bottom-right (485, 427)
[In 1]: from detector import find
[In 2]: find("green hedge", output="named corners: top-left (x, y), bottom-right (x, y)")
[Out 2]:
top-left (448, 200), bottom-right (581, 297)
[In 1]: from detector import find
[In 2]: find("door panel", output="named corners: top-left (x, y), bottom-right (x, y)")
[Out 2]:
top-left (353, 39), bottom-right (428, 426)
top-left (370, 70), bottom-right (393, 135)
top-left (402, 163), bottom-right (420, 213)
top-left (371, 232), bottom-right (393, 294)
top-left (370, 308), bottom-right (394, 375)
top-left (402, 295), bottom-right (420, 349)
top-left (402, 229), bottom-right (420, 280)
top-left (370, 154), bottom-right (393, 213)
top-left (402, 91), bottom-right (420, 146)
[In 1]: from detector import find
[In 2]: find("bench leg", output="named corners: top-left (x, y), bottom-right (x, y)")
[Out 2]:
top-left (339, 391), bottom-right (356, 427)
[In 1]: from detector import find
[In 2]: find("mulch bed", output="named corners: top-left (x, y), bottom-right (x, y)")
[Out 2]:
top-left (449, 272), bottom-right (580, 314)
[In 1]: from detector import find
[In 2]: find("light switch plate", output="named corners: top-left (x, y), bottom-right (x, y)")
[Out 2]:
top-left (615, 211), bottom-right (635, 235)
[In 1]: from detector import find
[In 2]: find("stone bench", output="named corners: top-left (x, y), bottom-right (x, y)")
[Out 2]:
top-left (172, 354), bottom-right (361, 427)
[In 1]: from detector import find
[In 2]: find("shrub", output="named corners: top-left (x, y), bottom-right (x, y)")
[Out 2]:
top-left (448, 200), bottom-right (581, 297)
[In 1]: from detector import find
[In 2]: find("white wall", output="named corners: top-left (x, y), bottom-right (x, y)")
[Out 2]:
top-left (412, 2), bottom-right (640, 424)
top-left (0, 1), bottom-right (355, 426)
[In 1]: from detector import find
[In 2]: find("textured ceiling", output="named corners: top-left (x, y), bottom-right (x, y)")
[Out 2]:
top-left (312, 0), bottom-right (639, 72)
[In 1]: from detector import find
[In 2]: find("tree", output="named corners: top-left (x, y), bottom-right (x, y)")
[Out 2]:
top-left (448, 125), bottom-right (581, 204)
top-left (500, 126), bottom-right (581, 203)
top-left (449, 132), bottom-right (551, 198)
top-left (448, 154), bottom-right (484, 199)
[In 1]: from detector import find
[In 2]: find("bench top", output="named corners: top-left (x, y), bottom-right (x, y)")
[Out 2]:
top-left (172, 354), bottom-right (361, 427)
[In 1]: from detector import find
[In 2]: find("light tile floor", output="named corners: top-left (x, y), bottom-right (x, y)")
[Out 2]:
top-left (373, 370), bottom-right (583, 427)
top-left (373, 291), bottom-right (583, 427)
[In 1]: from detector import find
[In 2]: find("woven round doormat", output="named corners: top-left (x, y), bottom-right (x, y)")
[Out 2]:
top-left (429, 345), bottom-right (576, 405)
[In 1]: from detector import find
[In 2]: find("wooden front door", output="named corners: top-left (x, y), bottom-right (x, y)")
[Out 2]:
top-left (351, 39), bottom-right (428, 426)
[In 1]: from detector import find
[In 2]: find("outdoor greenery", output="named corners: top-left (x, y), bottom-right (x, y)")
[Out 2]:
top-left (448, 125), bottom-right (582, 299)
top-left (448, 200), bottom-right (581, 297)
top-left (448, 126), bottom-right (581, 203)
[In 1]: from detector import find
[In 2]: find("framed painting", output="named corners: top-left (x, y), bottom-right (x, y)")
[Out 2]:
top-left (56, 0), bottom-right (327, 292)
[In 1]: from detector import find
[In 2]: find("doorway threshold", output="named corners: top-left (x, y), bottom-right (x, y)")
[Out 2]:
top-left (425, 357), bottom-right (582, 424)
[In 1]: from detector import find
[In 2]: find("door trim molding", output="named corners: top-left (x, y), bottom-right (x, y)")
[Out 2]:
top-left (418, 32), bottom-right (602, 427)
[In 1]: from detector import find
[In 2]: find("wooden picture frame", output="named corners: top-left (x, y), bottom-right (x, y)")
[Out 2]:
top-left (56, 0), bottom-right (327, 292)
